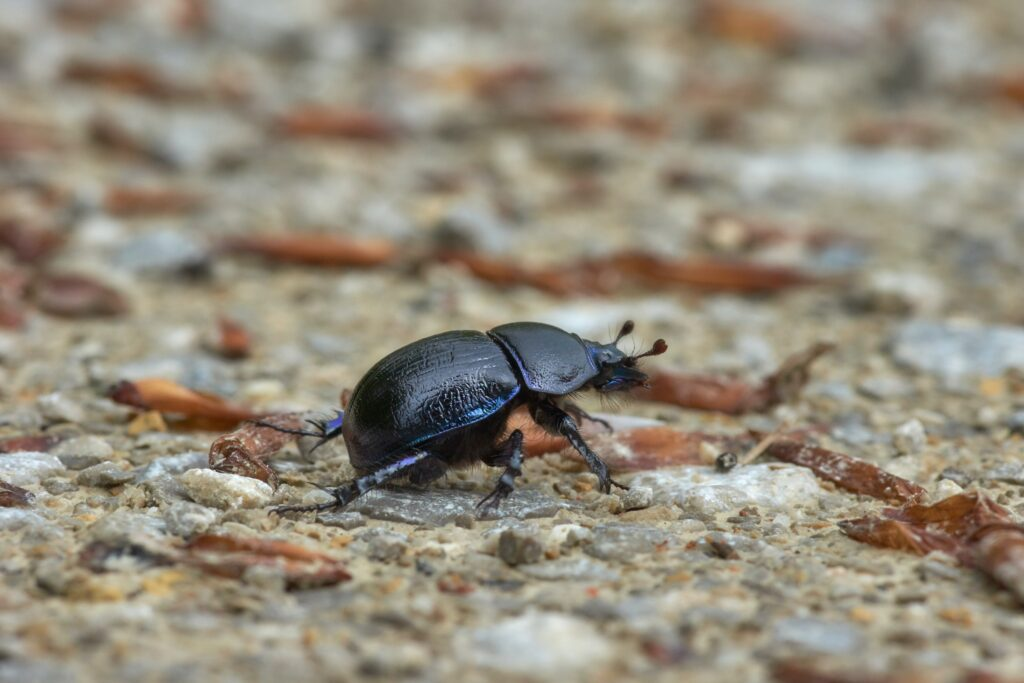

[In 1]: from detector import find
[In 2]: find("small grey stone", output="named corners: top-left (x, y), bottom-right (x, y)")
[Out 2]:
top-left (317, 511), bottom-right (366, 530)
top-left (115, 230), bottom-right (209, 275)
top-left (619, 485), bottom-right (653, 511)
top-left (892, 419), bottom-right (926, 454)
top-left (585, 524), bottom-right (672, 562)
top-left (42, 477), bottom-right (78, 495)
top-left (141, 474), bottom-right (191, 506)
top-left (34, 558), bottom-right (77, 595)
top-left (0, 508), bottom-right (55, 534)
top-left (86, 510), bottom-right (167, 545)
top-left (366, 532), bottom-right (408, 562)
top-left (938, 467), bottom-right (972, 488)
top-left (858, 376), bottom-right (914, 400)
top-left (773, 617), bottom-right (864, 655)
top-left (180, 469), bottom-right (273, 510)
top-left (890, 320), bottom-right (1024, 382)
top-left (348, 487), bottom-right (569, 526)
top-left (36, 392), bottom-right (86, 423)
top-left (76, 462), bottom-right (135, 488)
top-left (136, 451), bottom-right (208, 482)
top-left (163, 501), bottom-right (219, 537)
top-left (850, 270), bottom-right (944, 315)
top-left (982, 463), bottom-right (1024, 486)
top-left (497, 527), bottom-right (543, 566)
top-left (519, 557), bottom-right (620, 582)
top-left (1008, 410), bottom-right (1024, 435)
top-left (52, 435), bottom-right (114, 463)
top-left (456, 612), bottom-right (612, 676)
top-left (0, 452), bottom-right (65, 486)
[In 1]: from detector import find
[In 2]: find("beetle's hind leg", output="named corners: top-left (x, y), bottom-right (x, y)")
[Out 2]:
top-left (272, 448), bottom-right (432, 516)
top-left (476, 429), bottom-right (524, 516)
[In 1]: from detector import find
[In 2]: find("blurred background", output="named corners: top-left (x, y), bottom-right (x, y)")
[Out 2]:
top-left (3, 1), bottom-right (1024, 680)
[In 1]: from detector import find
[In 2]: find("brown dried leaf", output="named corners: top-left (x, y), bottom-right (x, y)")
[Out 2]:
top-left (274, 107), bottom-right (399, 142)
top-left (184, 534), bottom-right (351, 589)
top-left (208, 413), bottom-right (308, 489)
top-left (0, 219), bottom-right (65, 263)
top-left (62, 58), bottom-right (188, 100)
top-left (840, 493), bottom-right (1024, 605)
top-left (222, 234), bottom-right (398, 268)
top-left (768, 439), bottom-right (926, 503)
top-left (0, 480), bottom-right (34, 507)
top-left (847, 117), bottom-right (948, 149)
top-left (0, 118), bottom-right (60, 158)
top-left (0, 434), bottom-right (61, 453)
top-left (214, 316), bottom-right (251, 359)
top-left (424, 62), bottom-right (548, 99)
top-left (697, 0), bottom-right (801, 52)
top-left (0, 270), bottom-right (29, 329)
top-left (602, 252), bottom-right (820, 293)
top-left (110, 378), bottom-right (261, 430)
top-left (434, 250), bottom-right (598, 296)
top-left (104, 186), bottom-right (202, 217)
top-left (990, 72), bottom-right (1024, 107)
top-left (534, 105), bottom-right (666, 138)
top-left (644, 342), bottom-right (833, 414)
top-left (32, 273), bottom-right (128, 318)
top-left (771, 660), bottom-right (904, 683)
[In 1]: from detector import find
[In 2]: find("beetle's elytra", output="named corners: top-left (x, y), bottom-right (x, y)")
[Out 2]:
top-left (273, 320), bottom-right (667, 515)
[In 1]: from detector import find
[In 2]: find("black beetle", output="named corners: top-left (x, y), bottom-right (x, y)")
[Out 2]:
top-left (272, 320), bottom-right (667, 515)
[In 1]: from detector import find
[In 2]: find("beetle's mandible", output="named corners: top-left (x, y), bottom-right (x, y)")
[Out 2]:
top-left (272, 320), bottom-right (667, 515)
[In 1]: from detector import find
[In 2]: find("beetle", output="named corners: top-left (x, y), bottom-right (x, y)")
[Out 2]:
top-left (271, 320), bottom-right (667, 515)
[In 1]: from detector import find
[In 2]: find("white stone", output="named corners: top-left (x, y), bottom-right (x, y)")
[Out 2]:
top-left (0, 452), bottom-right (65, 485)
top-left (457, 612), bottom-right (612, 677)
top-left (931, 478), bottom-right (963, 501)
top-left (181, 469), bottom-right (273, 510)
top-left (628, 464), bottom-right (825, 519)
top-left (892, 419), bottom-right (927, 454)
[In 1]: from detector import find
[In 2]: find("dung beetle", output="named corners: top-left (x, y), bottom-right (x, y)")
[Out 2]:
top-left (272, 320), bottom-right (667, 515)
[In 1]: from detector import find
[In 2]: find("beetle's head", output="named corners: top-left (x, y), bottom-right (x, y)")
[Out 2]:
top-left (585, 320), bottom-right (667, 393)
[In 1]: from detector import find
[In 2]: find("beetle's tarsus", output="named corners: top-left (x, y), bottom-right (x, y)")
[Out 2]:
top-left (249, 420), bottom-right (322, 439)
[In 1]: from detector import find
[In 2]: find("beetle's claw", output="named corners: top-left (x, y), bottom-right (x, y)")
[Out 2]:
top-left (475, 486), bottom-right (512, 517)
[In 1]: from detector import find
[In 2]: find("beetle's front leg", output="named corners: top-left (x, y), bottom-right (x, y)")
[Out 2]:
top-left (562, 401), bottom-right (613, 433)
top-left (476, 429), bottom-right (524, 516)
top-left (530, 401), bottom-right (626, 494)
top-left (273, 448), bottom-right (432, 515)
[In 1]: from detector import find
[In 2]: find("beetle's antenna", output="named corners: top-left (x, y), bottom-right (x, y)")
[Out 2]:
top-left (631, 338), bottom-right (667, 360)
top-left (614, 320), bottom-right (635, 344)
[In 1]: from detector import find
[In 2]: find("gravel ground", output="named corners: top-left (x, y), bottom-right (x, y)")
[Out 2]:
top-left (2, 1), bottom-right (1024, 682)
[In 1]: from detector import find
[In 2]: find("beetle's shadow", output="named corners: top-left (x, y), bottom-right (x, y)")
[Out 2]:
top-left (336, 485), bottom-right (576, 524)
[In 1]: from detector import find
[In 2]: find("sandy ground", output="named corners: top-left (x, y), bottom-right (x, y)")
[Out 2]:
top-left (2, 1), bottom-right (1024, 681)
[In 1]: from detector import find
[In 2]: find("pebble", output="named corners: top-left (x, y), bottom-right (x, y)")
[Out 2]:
top-left (858, 376), bottom-right (915, 400)
top-left (772, 617), bottom-right (865, 655)
top-left (456, 612), bottom-right (612, 676)
top-left (0, 452), bottom-right (65, 486)
top-left (892, 419), bottom-right (927, 454)
top-left (317, 511), bottom-right (366, 530)
top-left (365, 532), bottom-right (409, 563)
top-left (497, 527), bottom-right (544, 566)
top-left (115, 231), bottom-right (209, 275)
top-left (86, 510), bottom-right (167, 545)
top-left (982, 464), bottom-right (1024, 486)
top-left (938, 467), bottom-right (972, 488)
top-left (180, 469), bottom-right (274, 510)
top-left (519, 557), bottom-right (620, 582)
top-left (890, 320), bottom-right (1024, 382)
top-left (630, 464), bottom-right (825, 521)
top-left (136, 452), bottom-right (208, 481)
top-left (619, 485), bottom-right (653, 511)
top-left (76, 462), bottom-right (136, 488)
top-left (36, 392), bottom-right (86, 423)
top-left (851, 270), bottom-right (945, 315)
top-left (53, 435), bottom-right (114, 470)
top-left (585, 524), bottom-right (671, 562)
top-left (162, 501), bottom-right (219, 537)
top-left (348, 487), bottom-right (568, 526)
top-left (931, 478), bottom-right (963, 500)
top-left (141, 474), bottom-right (191, 506)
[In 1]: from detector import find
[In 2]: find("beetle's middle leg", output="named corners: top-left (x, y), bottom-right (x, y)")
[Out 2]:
top-left (476, 429), bottom-right (524, 514)
top-left (530, 400), bottom-right (626, 494)
top-left (562, 401), bottom-right (613, 433)
top-left (272, 448), bottom-right (433, 515)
